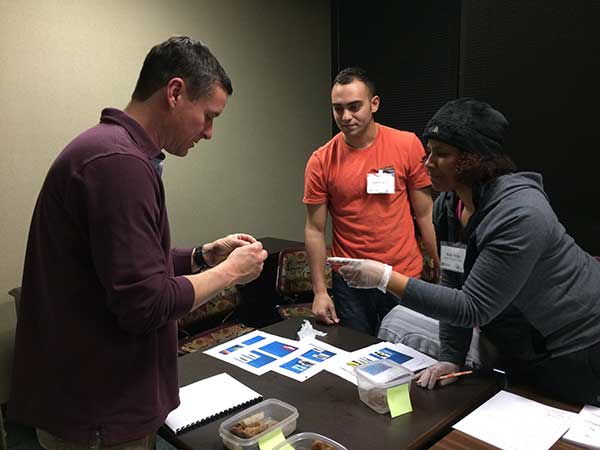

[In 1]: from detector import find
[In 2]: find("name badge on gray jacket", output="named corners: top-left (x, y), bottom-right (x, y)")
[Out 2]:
top-left (440, 241), bottom-right (467, 273)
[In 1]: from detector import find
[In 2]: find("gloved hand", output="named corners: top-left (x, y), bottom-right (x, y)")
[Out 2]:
top-left (338, 259), bottom-right (392, 292)
top-left (415, 361), bottom-right (461, 390)
top-left (202, 233), bottom-right (257, 266)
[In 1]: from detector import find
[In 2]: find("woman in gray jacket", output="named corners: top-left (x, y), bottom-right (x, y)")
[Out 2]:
top-left (338, 98), bottom-right (600, 406)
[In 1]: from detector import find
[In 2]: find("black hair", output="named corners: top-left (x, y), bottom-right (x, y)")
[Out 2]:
top-left (455, 152), bottom-right (517, 185)
top-left (131, 36), bottom-right (232, 102)
top-left (333, 67), bottom-right (376, 98)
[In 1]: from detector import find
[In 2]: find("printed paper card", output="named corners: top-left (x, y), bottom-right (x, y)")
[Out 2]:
top-left (204, 330), bottom-right (303, 375)
top-left (272, 338), bottom-right (348, 382)
top-left (326, 341), bottom-right (437, 385)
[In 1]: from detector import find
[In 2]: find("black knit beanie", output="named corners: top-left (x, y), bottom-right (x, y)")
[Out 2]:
top-left (422, 98), bottom-right (509, 155)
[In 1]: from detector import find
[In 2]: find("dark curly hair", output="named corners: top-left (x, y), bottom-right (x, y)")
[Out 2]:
top-left (454, 152), bottom-right (517, 185)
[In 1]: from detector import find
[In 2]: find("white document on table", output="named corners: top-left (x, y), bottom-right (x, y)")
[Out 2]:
top-left (203, 330), bottom-right (347, 381)
top-left (326, 340), bottom-right (437, 385)
top-left (453, 390), bottom-right (577, 450)
top-left (563, 404), bottom-right (600, 449)
top-left (203, 330), bottom-right (304, 375)
top-left (272, 338), bottom-right (348, 382)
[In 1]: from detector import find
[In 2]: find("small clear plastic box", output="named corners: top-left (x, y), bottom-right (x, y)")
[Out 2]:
top-left (272, 432), bottom-right (348, 450)
top-left (219, 398), bottom-right (299, 450)
top-left (355, 359), bottom-right (414, 414)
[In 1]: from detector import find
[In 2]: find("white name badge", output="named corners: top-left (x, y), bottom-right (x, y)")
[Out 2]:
top-left (367, 170), bottom-right (395, 194)
top-left (440, 242), bottom-right (467, 273)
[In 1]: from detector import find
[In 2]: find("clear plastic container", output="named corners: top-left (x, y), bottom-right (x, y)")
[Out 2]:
top-left (219, 398), bottom-right (299, 450)
top-left (355, 359), bottom-right (414, 414)
top-left (272, 432), bottom-right (348, 450)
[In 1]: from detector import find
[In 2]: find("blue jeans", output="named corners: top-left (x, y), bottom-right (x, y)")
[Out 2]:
top-left (333, 272), bottom-right (399, 336)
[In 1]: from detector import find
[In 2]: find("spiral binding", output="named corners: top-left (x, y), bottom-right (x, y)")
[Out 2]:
top-left (175, 396), bottom-right (264, 434)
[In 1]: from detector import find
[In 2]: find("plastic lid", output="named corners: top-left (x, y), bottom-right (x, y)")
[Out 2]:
top-left (272, 432), bottom-right (348, 450)
top-left (219, 398), bottom-right (299, 446)
top-left (355, 359), bottom-right (414, 386)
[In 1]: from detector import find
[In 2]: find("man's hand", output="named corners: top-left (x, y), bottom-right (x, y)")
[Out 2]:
top-left (415, 361), bottom-right (461, 390)
top-left (203, 233), bottom-right (257, 267)
top-left (311, 292), bottom-right (339, 324)
top-left (431, 254), bottom-right (441, 284)
top-left (221, 241), bottom-right (267, 285)
top-left (338, 259), bottom-right (389, 290)
top-left (422, 253), bottom-right (441, 284)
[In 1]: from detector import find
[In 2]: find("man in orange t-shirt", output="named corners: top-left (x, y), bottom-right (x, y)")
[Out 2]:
top-left (303, 67), bottom-right (439, 335)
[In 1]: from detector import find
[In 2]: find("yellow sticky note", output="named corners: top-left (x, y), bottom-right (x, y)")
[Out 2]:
top-left (258, 428), bottom-right (292, 450)
top-left (387, 383), bottom-right (413, 418)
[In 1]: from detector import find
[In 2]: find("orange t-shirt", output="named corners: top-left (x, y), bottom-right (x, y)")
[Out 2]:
top-left (303, 124), bottom-right (431, 277)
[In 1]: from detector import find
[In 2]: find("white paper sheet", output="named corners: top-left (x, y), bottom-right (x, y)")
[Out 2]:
top-left (563, 404), bottom-right (600, 450)
top-left (204, 330), bottom-right (305, 375)
top-left (326, 340), bottom-right (437, 385)
top-left (453, 390), bottom-right (577, 450)
top-left (272, 338), bottom-right (348, 382)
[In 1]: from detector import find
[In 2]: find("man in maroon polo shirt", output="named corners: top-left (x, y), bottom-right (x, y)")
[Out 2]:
top-left (9, 36), bottom-right (267, 450)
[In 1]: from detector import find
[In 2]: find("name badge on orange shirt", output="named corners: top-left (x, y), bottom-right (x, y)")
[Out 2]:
top-left (367, 169), bottom-right (395, 194)
top-left (440, 241), bottom-right (466, 273)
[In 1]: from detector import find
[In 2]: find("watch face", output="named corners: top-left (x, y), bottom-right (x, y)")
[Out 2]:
top-left (194, 247), bottom-right (209, 269)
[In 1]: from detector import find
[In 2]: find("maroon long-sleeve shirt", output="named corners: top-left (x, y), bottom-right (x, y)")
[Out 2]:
top-left (9, 108), bottom-right (195, 444)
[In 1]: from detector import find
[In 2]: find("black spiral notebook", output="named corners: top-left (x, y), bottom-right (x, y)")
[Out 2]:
top-left (164, 372), bottom-right (263, 434)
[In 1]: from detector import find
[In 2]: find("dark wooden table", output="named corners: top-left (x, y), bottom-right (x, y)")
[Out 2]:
top-left (161, 318), bottom-right (501, 450)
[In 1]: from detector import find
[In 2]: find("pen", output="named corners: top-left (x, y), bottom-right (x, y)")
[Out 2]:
top-left (437, 370), bottom-right (473, 380)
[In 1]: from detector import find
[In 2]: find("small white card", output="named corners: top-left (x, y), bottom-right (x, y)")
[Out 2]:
top-left (367, 170), bottom-right (395, 194)
top-left (440, 242), bottom-right (466, 273)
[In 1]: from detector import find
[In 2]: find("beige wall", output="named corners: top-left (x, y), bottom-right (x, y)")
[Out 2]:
top-left (0, 0), bottom-right (331, 399)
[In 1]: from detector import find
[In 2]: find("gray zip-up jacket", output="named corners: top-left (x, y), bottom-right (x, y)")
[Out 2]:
top-left (402, 172), bottom-right (600, 366)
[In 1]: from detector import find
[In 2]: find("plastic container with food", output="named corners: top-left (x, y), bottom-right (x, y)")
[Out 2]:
top-left (355, 358), bottom-right (414, 414)
top-left (272, 432), bottom-right (348, 450)
top-left (219, 398), bottom-right (299, 450)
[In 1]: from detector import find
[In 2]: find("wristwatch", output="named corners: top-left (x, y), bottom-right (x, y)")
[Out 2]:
top-left (193, 246), bottom-right (210, 270)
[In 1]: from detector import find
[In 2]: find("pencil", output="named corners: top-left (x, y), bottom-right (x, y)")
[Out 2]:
top-left (437, 370), bottom-right (473, 380)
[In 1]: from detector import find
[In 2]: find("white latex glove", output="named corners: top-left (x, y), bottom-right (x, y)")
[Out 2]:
top-left (203, 233), bottom-right (257, 266)
top-left (338, 259), bottom-right (392, 292)
top-left (416, 361), bottom-right (461, 390)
